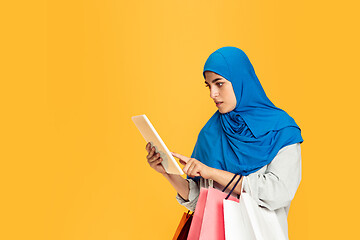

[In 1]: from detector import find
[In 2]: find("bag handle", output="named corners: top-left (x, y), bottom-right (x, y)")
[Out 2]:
top-left (221, 173), bottom-right (239, 192)
top-left (225, 174), bottom-right (242, 200)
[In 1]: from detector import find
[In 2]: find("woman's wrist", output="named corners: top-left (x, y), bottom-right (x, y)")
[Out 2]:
top-left (207, 166), bottom-right (218, 180)
top-left (205, 167), bottom-right (243, 195)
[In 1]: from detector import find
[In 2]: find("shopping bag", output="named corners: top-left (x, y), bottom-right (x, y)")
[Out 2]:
top-left (223, 197), bottom-right (255, 239)
top-left (223, 177), bottom-right (287, 240)
top-left (186, 187), bottom-right (208, 239)
top-left (188, 174), bottom-right (242, 240)
top-left (173, 210), bottom-right (193, 240)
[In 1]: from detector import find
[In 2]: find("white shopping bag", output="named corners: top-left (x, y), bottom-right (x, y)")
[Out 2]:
top-left (223, 177), bottom-right (287, 240)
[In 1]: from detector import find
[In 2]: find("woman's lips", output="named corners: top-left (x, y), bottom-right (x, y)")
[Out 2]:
top-left (216, 102), bottom-right (223, 107)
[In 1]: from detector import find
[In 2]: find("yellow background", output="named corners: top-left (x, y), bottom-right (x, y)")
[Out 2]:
top-left (1, 0), bottom-right (359, 239)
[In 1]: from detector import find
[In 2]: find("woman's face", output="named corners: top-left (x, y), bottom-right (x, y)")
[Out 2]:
top-left (204, 71), bottom-right (237, 114)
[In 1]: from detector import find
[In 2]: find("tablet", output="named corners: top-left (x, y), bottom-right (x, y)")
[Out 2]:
top-left (131, 114), bottom-right (184, 175)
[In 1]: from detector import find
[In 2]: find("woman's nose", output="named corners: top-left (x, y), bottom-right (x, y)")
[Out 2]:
top-left (210, 89), bottom-right (219, 99)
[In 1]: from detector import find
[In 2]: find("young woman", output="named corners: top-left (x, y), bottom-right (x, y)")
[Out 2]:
top-left (145, 46), bottom-right (303, 238)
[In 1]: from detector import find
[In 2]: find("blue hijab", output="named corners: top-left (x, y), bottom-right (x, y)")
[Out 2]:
top-left (188, 46), bottom-right (303, 180)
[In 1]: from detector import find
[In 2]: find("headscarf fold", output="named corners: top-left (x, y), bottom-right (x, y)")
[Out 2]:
top-left (188, 46), bottom-right (303, 180)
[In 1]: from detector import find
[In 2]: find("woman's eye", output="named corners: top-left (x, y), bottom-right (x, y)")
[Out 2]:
top-left (205, 85), bottom-right (210, 88)
top-left (217, 82), bottom-right (224, 87)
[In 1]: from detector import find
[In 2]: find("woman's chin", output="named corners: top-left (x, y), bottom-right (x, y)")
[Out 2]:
top-left (219, 108), bottom-right (233, 114)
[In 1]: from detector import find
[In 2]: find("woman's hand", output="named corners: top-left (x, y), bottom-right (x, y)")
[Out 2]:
top-left (171, 152), bottom-right (214, 179)
top-left (146, 142), bottom-right (167, 175)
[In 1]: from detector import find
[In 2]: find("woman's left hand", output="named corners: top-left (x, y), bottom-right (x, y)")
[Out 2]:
top-left (171, 152), bottom-right (214, 179)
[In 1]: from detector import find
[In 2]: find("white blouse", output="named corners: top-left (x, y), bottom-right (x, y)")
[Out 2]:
top-left (175, 142), bottom-right (302, 239)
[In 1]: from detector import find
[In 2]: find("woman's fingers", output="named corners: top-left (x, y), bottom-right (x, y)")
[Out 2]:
top-left (191, 165), bottom-right (201, 177)
top-left (147, 146), bottom-right (156, 159)
top-left (171, 152), bottom-right (190, 164)
top-left (187, 161), bottom-right (200, 177)
top-left (189, 167), bottom-right (200, 177)
top-left (182, 159), bottom-right (194, 174)
top-left (183, 159), bottom-right (202, 177)
top-left (148, 152), bottom-right (160, 163)
top-left (170, 152), bottom-right (203, 177)
top-left (145, 143), bottom-right (166, 174)
top-left (150, 157), bottom-right (163, 167)
top-left (187, 161), bottom-right (196, 176)
top-left (179, 159), bottom-right (187, 165)
top-left (146, 142), bottom-right (151, 152)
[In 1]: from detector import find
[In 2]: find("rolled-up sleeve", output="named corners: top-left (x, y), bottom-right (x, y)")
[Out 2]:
top-left (175, 178), bottom-right (200, 212)
top-left (242, 143), bottom-right (302, 211)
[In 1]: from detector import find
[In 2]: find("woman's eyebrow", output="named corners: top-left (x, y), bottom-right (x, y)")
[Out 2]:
top-left (204, 78), bottom-right (223, 84)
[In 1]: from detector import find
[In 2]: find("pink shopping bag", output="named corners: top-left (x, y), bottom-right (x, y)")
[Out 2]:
top-left (187, 188), bottom-right (208, 240)
top-left (199, 187), bottom-right (239, 240)
top-left (187, 174), bottom-right (241, 240)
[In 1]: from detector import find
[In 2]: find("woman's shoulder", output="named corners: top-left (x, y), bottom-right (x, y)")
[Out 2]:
top-left (266, 142), bottom-right (301, 170)
top-left (277, 142), bottom-right (301, 155)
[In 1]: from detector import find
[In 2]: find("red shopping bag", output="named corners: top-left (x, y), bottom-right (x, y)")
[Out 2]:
top-left (187, 174), bottom-right (242, 240)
